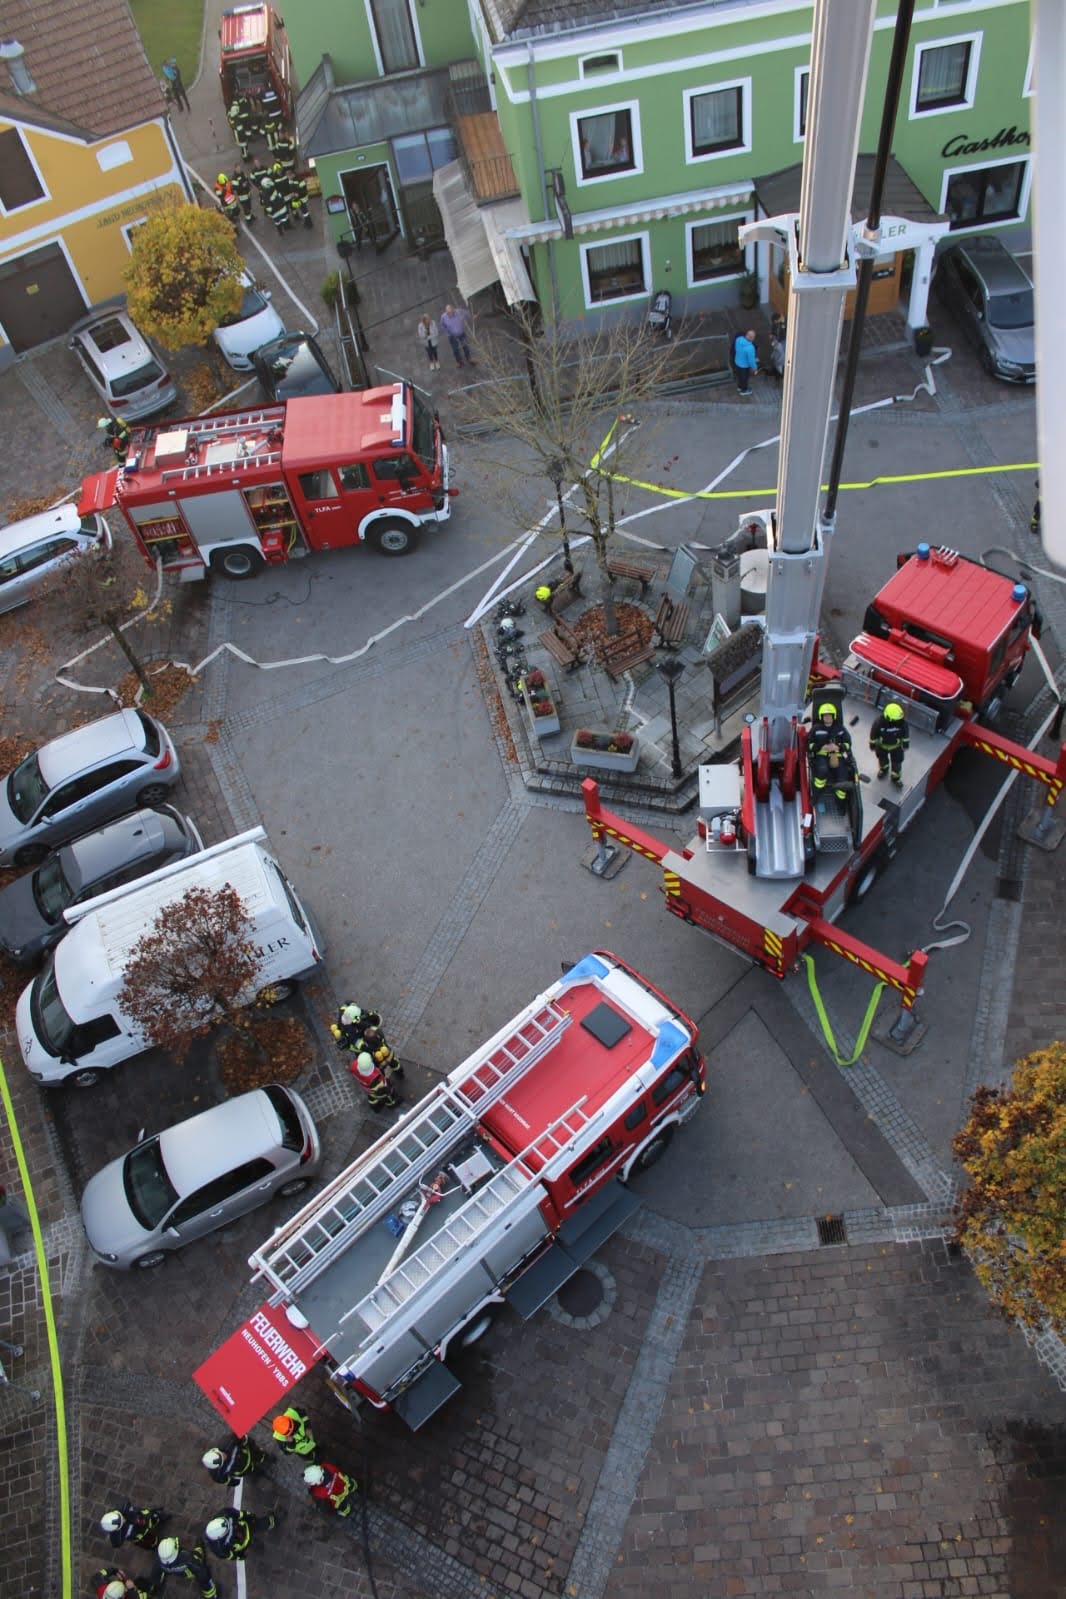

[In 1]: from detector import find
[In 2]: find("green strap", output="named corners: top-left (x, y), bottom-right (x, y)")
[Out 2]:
top-left (802, 954), bottom-right (885, 1067)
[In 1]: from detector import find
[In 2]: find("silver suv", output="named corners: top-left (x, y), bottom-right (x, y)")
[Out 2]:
top-left (935, 234), bottom-right (1035, 383)
top-left (81, 1084), bottom-right (322, 1269)
top-left (69, 306), bottom-right (178, 420)
top-left (0, 710), bottom-right (180, 867)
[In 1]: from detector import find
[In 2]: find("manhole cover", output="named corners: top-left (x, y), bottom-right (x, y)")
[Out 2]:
top-left (548, 1260), bottom-right (617, 1330)
top-left (557, 1269), bottom-right (604, 1316)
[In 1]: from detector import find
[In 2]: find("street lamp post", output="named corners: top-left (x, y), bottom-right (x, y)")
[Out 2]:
top-left (657, 656), bottom-right (685, 780)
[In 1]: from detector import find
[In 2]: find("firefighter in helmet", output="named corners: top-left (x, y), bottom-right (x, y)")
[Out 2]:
top-left (304, 1461), bottom-right (358, 1517)
top-left (809, 702), bottom-right (855, 805)
top-left (361, 1025), bottom-right (404, 1084)
top-left (869, 700), bottom-right (910, 785)
top-left (98, 416), bottom-right (131, 459)
top-left (214, 173), bottom-right (240, 225)
top-left (351, 1049), bottom-right (400, 1111)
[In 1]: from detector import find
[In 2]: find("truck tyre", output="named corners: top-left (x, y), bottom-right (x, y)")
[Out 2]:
top-left (211, 546), bottom-right (264, 579)
top-left (848, 846), bottom-right (888, 905)
top-left (369, 520), bottom-right (419, 556)
top-left (457, 1309), bottom-right (495, 1348)
top-left (134, 1250), bottom-right (167, 1270)
top-left (630, 1125), bottom-right (675, 1175)
top-left (13, 842), bottom-right (48, 868)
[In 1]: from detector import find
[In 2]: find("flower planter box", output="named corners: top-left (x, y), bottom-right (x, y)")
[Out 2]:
top-left (570, 732), bottom-right (640, 773)
top-left (523, 679), bottom-right (561, 740)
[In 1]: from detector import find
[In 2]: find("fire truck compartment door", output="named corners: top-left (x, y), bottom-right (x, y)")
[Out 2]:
top-left (180, 490), bottom-right (257, 555)
top-left (79, 469), bottom-right (121, 515)
top-left (392, 1360), bottom-right (462, 1431)
top-left (506, 1183), bottom-right (641, 1321)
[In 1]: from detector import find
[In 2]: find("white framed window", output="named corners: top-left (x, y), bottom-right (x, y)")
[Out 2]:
top-left (686, 210), bottom-right (751, 288)
top-left (580, 231), bottom-right (650, 307)
top-left (682, 78), bottom-right (751, 164)
top-left (121, 217), bottom-right (149, 252)
top-left (580, 52), bottom-right (620, 78)
top-left (910, 33), bottom-right (980, 118)
top-left (571, 101), bottom-right (642, 186)
top-left (364, 0), bottom-right (422, 75)
top-left (97, 140), bottom-right (133, 172)
top-left (941, 155), bottom-right (1030, 231)
top-left (794, 66), bottom-right (809, 143)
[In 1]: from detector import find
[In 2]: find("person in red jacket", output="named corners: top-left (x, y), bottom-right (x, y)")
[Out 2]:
top-left (304, 1462), bottom-right (358, 1517)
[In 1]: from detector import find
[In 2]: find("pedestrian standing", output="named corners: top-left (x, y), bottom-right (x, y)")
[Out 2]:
top-left (214, 174), bottom-right (240, 226)
top-left (809, 702), bottom-right (855, 806)
top-left (92, 1569), bottom-right (129, 1599)
top-left (868, 701), bottom-right (910, 786)
top-left (361, 1025), bottom-right (404, 1083)
top-left (204, 1509), bottom-right (279, 1563)
top-left (261, 175), bottom-right (289, 235)
top-left (201, 1433), bottom-right (268, 1486)
top-left (227, 97), bottom-right (251, 160)
top-left (1031, 478), bottom-right (1041, 536)
top-left (96, 416), bottom-right (131, 460)
top-left (271, 1405), bottom-right (317, 1460)
top-left (161, 57), bottom-right (190, 112)
top-left (416, 314), bottom-right (440, 372)
top-left (100, 1577), bottom-right (151, 1599)
top-left (100, 1503), bottom-right (169, 1552)
top-left (734, 328), bottom-right (758, 394)
top-left (351, 1050), bottom-right (400, 1110)
top-left (231, 166), bottom-right (255, 224)
top-left (439, 302), bottom-right (475, 368)
top-left (304, 1461), bottom-right (358, 1517)
top-left (151, 1539), bottom-right (218, 1599)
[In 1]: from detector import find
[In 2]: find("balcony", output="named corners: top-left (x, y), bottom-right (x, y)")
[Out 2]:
top-left (446, 61), bottom-right (519, 204)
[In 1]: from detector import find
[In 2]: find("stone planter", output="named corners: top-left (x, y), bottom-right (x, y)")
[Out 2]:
top-left (570, 733), bottom-right (640, 773)
top-left (524, 686), bottom-right (561, 740)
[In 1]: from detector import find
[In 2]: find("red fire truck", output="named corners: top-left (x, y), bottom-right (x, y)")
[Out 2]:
top-left (219, 3), bottom-right (294, 122)
top-left (79, 386), bottom-right (451, 579)
top-left (194, 951), bottom-right (704, 1432)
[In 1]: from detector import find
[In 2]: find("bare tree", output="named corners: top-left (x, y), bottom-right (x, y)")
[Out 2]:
top-left (41, 535), bottom-right (167, 697)
top-left (458, 306), bottom-right (679, 635)
top-left (119, 884), bottom-right (264, 1062)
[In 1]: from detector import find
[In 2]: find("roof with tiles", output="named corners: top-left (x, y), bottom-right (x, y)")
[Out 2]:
top-left (481, 0), bottom-right (715, 43)
top-left (0, 0), bottom-right (164, 140)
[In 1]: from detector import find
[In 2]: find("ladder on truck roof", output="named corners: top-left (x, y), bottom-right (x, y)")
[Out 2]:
top-left (251, 999), bottom-right (572, 1299)
top-left (162, 406), bottom-right (287, 439)
top-left (346, 1100), bottom-right (591, 1337)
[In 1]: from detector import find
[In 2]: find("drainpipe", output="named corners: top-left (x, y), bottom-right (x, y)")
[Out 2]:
top-left (527, 41), bottom-right (559, 325)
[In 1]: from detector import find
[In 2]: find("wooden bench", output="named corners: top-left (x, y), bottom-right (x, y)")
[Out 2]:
top-left (607, 557), bottom-right (656, 596)
top-left (546, 568), bottom-right (583, 618)
top-left (653, 592), bottom-right (690, 648)
top-left (538, 618), bottom-right (583, 672)
top-left (598, 628), bottom-right (656, 681)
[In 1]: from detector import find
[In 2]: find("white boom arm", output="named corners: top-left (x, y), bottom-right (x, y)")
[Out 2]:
top-left (1031, 0), bottom-right (1066, 570)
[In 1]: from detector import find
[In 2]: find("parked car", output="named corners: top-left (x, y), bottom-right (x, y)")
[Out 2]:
top-left (69, 306), bottom-right (178, 420)
top-left (80, 1084), bottom-right (322, 1269)
top-left (252, 331), bottom-right (340, 402)
top-left (0, 709), bottom-right (180, 868)
top-left (934, 234), bottom-right (1036, 383)
top-left (0, 504), bottom-right (111, 616)
top-left (213, 272), bottom-right (286, 371)
top-left (0, 805), bottom-right (201, 966)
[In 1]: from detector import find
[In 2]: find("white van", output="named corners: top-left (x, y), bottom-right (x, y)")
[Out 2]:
top-left (16, 828), bottom-right (322, 1088)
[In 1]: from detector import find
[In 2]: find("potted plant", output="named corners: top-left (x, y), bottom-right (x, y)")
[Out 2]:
top-left (522, 669), bottom-right (561, 738)
top-left (570, 727), bottom-right (641, 773)
top-left (738, 270), bottom-right (759, 310)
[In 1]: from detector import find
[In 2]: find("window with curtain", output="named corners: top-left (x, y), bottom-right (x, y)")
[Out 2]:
top-left (916, 40), bottom-right (972, 110)
top-left (690, 219), bottom-right (745, 282)
top-left (689, 86), bottom-right (743, 157)
top-left (369, 0), bottom-right (419, 74)
top-left (945, 161), bottom-right (1025, 229)
top-left (577, 109), bottom-right (635, 179)
top-left (585, 237), bottom-right (645, 302)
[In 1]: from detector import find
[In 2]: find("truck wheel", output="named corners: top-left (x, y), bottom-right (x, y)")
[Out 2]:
top-left (630, 1126), bottom-right (675, 1175)
top-left (848, 847), bottom-right (887, 904)
top-left (457, 1309), bottom-right (495, 1348)
top-left (370, 521), bottom-right (419, 556)
top-left (211, 547), bottom-right (264, 579)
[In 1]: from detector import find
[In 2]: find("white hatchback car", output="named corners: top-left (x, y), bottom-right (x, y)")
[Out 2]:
top-left (0, 505), bottom-right (111, 615)
top-left (69, 307), bottom-right (177, 421)
top-left (213, 272), bottom-right (285, 371)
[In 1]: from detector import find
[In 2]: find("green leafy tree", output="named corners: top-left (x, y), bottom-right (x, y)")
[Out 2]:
top-left (124, 203), bottom-right (243, 354)
top-left (953, 1042), bottom-right (1066, 1334)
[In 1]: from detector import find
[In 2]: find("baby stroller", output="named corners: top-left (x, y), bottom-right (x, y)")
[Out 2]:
top-left (648, 289), bottom-right (673, 342)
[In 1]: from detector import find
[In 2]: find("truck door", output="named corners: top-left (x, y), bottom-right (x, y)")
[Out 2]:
top-left (287, 466), bottom-right (358, 551)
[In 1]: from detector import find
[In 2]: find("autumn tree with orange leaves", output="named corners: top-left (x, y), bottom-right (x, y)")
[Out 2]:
top-left (125, 203), bottom-right (243, 358)
top-left (952, 1042), bottom-right (1066, 1334)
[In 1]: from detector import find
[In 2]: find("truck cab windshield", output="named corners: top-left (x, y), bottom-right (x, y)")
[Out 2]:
top-left (411, 391), bottom-right (436, 472)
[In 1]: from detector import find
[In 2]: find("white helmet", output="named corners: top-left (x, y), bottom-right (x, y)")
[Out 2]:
top-left (339, 1003), bottom-right (362, 1026)
top-left (353, 1052), bottom-right (377, 1080)
top-left (158, 1537), bottom-right (180, 1565)
top-left (304, 1464), bottom-right (325, 1485)
top-left (205, 1515), bottom-right (231, 1542)
top-left (97, 417), bottom-right (111, 431)
top-left (104, 1584), bottom-right (126, 1599)
top-left (100, 1510), bottom-right (124, 1533)
top-left (202, 1448), bottom-right (225, 1471)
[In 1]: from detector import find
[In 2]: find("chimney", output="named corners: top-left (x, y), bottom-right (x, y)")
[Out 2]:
top-left (0, 41), bottom-right (36, 95)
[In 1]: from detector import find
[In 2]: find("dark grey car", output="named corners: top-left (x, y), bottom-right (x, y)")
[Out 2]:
top-left (934, 234), bottom-right (1035, 383)
top-left (0, 805), bottom-right (202, 966)
top-left (252, 331), bottom-right (340, 402)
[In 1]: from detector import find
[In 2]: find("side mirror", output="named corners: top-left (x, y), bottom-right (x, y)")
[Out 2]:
top-left (136, 1127), bottom-right (146, 1143)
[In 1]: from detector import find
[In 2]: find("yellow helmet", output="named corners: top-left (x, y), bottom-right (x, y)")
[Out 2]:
top-left (817, 703), bottom-right (837, 720)
top-left (884, 702), bottom-right (904, 721)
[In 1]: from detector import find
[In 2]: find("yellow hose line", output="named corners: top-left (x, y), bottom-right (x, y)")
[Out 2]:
top-left (0, 1053), bottom-right (71, 1599)
top-left (592, 457), bottom-right (1038, 503)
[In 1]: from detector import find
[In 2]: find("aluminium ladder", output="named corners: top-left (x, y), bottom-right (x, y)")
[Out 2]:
top-left (347, 1101), bottom-right (592, 1336)
top-left (251, 1000), bottom-right (572, 1300)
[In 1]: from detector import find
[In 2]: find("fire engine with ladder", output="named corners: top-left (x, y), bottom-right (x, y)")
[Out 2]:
top-left (195, 953), bottom-right (703, 1431)
top-left (583, 0), bottom-right (1066, 1044)
top-left (79, 385), bottom-right (451, 580)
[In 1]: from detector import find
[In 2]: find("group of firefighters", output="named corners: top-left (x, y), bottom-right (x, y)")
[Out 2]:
top-left (809, 699), bottom-right (910, 805)
top-left (91, 1409), bottom-right (360, 1596)
top-left (330, 1001), bottom-right (405, 1110)
top-left (214, 159), bottom-right (311, 235)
